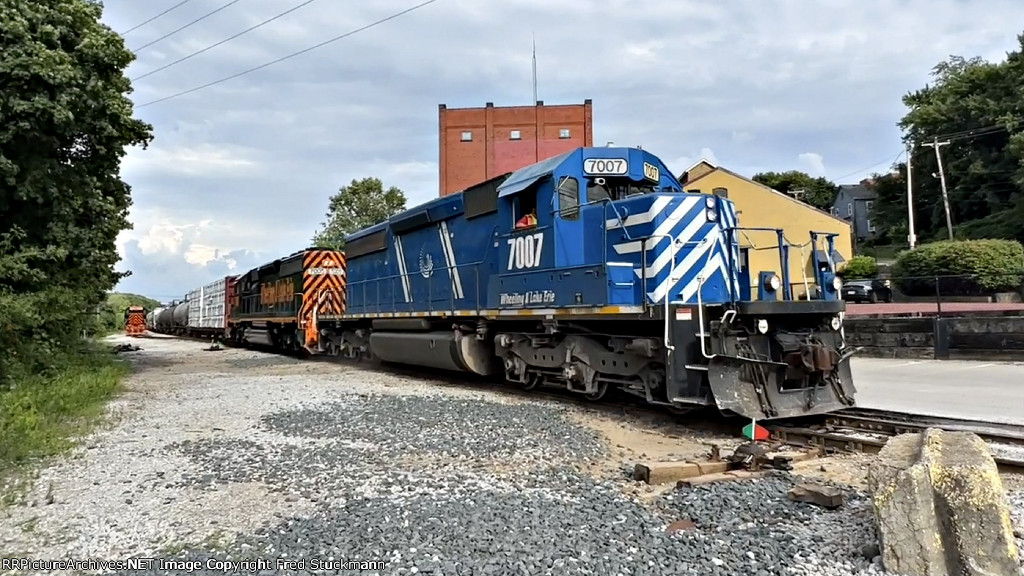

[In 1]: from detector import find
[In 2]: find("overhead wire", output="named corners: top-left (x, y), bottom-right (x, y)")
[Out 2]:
top-left (131, 0), bottom-right (246, 53)
top-left (131, 0), bottom-right (324, 81)
top-left (135, 0), bottom-right (442, 108)
top-left (118, 0), bottom-right (195, 36)
top-left (831, 149), bottom-right (905, 183)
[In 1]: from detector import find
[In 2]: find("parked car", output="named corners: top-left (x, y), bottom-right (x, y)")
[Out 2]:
top-left (842, 279), bottom-right (893, 303)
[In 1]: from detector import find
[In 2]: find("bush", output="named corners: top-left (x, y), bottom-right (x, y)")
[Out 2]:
top-left (892, 239), bottom-right (1024, 296)
top-left (838, 255), bottom-right (878, 280)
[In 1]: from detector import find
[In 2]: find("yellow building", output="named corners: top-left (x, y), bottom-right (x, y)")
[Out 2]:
top-left (680, 160), bottom-right (853, 300)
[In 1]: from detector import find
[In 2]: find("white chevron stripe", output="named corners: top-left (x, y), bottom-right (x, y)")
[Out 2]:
top-left (648, 236), bottom-right (716, 302)
top-left (438, 220), bottom-right (464, 299)
top-left (634, 208), bottom-right (711, 280)
top-left (680, 251), bottom-right (724, 303)
top-left (613, 196), bottom-right (700, 255)
top-left (393, 236), bottom-right (411, 303)
top-left (605, 196), bottom-right (672, 229)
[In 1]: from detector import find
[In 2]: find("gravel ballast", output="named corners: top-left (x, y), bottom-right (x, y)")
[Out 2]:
top-left (1, 336), bottom-right (1021, 576)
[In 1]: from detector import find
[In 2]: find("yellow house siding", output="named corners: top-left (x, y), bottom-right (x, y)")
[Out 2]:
top-left (683, 160), bottom-right (716, 183)
top-left (682, 168), bottom-right (853, 299)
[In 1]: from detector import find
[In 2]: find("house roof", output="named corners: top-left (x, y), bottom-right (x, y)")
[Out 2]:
top-left (838, 183), bottom-right (876, 201)
top-left (682, 163), bottom-right (852, 228)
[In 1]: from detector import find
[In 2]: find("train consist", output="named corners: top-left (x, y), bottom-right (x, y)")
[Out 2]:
top-left (148, 146), bottom-right (857, 421)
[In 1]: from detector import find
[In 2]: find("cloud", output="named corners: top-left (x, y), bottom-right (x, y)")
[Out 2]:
top-left (92, 0), bottom-right (1024, 299)
top-left (798, 152), bottom-right (827, 176)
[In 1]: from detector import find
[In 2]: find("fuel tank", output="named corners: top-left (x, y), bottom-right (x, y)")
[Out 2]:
top-left (369, 331), bottom-right (499, 376)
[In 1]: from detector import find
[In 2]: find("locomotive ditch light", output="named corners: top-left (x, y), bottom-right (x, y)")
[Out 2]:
top-left (756, 318), bottom-right (769, 334)
top-left (763, 274), bottom-right (781, 292)
top-left (831, 277), bottom-right (843, 291)
top-left (830, 315), bottom-right (842, 331)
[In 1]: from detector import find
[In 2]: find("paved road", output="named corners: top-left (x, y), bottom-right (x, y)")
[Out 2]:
top-left (850, 357), bottom-right (1024, 425)
top-left (846, 302), bottom-right (1024, 316)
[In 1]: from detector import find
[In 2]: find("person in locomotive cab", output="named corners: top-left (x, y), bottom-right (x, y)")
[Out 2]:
top-left (515, 209), bottom-right (537, 229)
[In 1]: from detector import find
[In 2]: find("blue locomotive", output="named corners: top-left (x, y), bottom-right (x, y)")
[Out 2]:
top-left (314, 146), bottom-right (857, 421)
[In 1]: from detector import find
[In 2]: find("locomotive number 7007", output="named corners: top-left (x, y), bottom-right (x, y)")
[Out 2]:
top-left (507, 232), bottom-right (544, 270)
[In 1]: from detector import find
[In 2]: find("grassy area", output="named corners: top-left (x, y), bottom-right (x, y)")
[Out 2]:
top-left (0, 344), bottom-right (129, 472)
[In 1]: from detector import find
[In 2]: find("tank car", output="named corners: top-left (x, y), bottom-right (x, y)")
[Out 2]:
top-left (225, 248), bottom-right (346, 352)
top-left (313, 146), bottom-right (857, 421)
top-left (155, 306), bottom-right (175, 333)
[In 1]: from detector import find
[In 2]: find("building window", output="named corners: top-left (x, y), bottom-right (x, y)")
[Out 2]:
top-left (461, 131), bottom-right (472, 142)
top-left (559, 128), bottom-right (571, 139)
top-left (510, 130), bottom-right (521, 140)
top-left (867, 219), bottom-right (875, 233)
top-left (865, 200), bottom-right (873, 212)
top-left (847, 203), bottom-right (853, 217)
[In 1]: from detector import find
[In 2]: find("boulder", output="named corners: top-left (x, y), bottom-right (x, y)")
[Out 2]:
top-left (867, 428), bottom-right (1020, 576)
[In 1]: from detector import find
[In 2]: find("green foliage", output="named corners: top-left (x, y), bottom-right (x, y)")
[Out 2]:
top-left (0, 345), bottom-right (127, 470)
top-left (312, 177), bottom-right (407, 249)
top-left (876, 38), bottom-right (1024, 244)
top-left (0, 0), bottom-right (152, 384)
top-left (838, 255), bottom-right (878, 280)
top-left (751, 170), bottom-right (839, 211)
top-left (892, 239), bottom-right (1024, 296)
top-left (94, 292), bottom-right (161, 335)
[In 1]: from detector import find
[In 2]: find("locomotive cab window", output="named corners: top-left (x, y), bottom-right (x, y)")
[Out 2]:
top-left (557, 176), bottom-right (579, 220)
top-left (513, 187), bottom-right (538, 229)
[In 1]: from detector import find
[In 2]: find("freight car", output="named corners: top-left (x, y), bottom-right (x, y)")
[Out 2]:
top-left (298, 146), bottom-right (858, 421)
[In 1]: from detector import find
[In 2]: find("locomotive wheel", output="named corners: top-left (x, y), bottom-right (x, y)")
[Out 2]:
top-left (584, 381), bottom-right (609, 401)
top-left (521, 373), bottom-right (541, 391)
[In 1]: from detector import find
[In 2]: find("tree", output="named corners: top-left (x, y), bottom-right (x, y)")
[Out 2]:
top-left (884, 37), bottom-right (1024, 244)
top-left (751, 170), bottom-right (839, 211)
top-left (0, 0), bottom-right (153, 380)
top-left (312, 177), bottom-right (407, 249)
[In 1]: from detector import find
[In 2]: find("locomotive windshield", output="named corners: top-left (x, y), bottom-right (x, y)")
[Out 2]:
top-left (585, 176), bottom-right (659, 203)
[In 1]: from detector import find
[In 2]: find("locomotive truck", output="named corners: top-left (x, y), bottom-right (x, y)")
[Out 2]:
top-left (154, 146), bottom-right (857, 421)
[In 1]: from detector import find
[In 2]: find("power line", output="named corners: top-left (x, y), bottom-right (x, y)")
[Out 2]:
top-left (131, 0), bottom-right (324, 81)
top-left (832, 149), bottom-right (905, 182)
top-left (119, 0), bottom-right (195, 35)
top-left (136, 0), bottom-right (442, 108)
top-left (131, 0), bottom-right (246, 53)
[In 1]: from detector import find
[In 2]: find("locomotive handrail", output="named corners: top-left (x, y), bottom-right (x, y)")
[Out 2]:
top-left (645, 232), bottom-right (678, 387)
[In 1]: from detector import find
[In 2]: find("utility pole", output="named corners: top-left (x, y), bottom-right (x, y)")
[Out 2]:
top-left (906, 141), bottom-right (916, 249)
top-left (923, 137), bottom-right (954, 240)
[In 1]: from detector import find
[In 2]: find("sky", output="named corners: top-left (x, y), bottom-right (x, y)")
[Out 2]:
top-left (99, 0), bottom-right (1024, 301)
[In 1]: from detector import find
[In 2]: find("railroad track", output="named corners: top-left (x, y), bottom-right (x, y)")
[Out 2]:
top-left (768, 407), bottom-right (1024, 474)
top-left (136, 333), bottom-right (1024, 474)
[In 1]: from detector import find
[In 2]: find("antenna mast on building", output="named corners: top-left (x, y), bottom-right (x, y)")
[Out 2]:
top-left (532, 34), bottom-right (538, 104)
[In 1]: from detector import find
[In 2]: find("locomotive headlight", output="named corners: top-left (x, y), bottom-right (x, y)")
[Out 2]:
top-left (756, 318), bottom-right (769, 334)
top-left (705, 196), bottom-right (716, 208)
top-left (830, 315), bottom-right (842, 331)
top-left (705, 208), bottom-right (717, 222)
top-left (831, 277), bottom-right (843, 291)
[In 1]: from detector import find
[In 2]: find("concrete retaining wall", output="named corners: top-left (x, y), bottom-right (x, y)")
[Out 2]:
top-left (845, 315), bottom-right (1024, 360)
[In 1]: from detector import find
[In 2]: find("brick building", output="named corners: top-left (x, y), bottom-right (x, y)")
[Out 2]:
top-left (438, 100), bottom-right (594, 197)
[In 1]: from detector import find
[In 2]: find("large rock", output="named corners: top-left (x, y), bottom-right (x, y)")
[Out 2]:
top-left (867, 428), bottom-right (1020, 576)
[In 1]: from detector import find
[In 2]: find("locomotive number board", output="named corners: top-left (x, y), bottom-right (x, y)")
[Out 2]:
top-left (582, 158), bottom-right (628, 176)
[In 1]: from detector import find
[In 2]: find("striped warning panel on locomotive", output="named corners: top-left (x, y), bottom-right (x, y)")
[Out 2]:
top-left (301, 249), bottom-right (347, 318)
